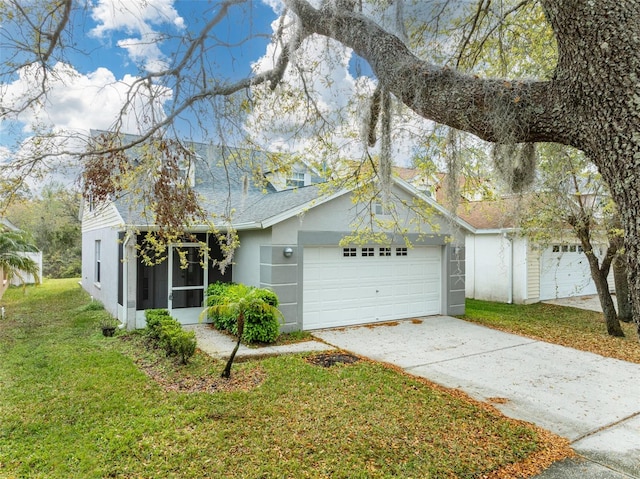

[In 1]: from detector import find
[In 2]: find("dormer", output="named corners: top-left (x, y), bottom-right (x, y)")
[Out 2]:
top-left (266, 160), bottom-right (321, 191)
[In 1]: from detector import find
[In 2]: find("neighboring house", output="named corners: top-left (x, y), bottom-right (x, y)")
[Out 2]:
top-left (81, 141), bottom-right (470, 331)
top-left (460, 197), bottom-right (607, 304)
top-left (0, 218), bottom-right (43, 296)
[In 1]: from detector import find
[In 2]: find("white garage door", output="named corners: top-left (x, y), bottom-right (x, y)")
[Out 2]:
top-left (540, 244), bottom-right (596, 300)
top-left (303, 246), bottom-right (441, 330)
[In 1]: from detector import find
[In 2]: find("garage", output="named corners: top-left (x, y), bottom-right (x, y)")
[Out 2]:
top-left (540, 244), bottom-right (597, 300)
top-left (302, 246), bottom-right (442, 330)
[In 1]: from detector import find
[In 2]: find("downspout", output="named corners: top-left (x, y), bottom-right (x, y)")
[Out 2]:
top-left (121, 231), bottom-right (133, 330)
top-left (503, 231), bottom-right (514, 304)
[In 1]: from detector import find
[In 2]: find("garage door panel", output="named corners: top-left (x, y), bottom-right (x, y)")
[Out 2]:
top-left (303, 246), bottom-right (442, 329)
top-left (540, 247), bottom-right (597, 300)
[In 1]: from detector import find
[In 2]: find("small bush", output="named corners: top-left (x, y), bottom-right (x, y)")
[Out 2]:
top-left (143, 309), bottom-right (196, 364)
top-left (173, 330), bottom-right (197, 365)
top-left (243, 289), bottom-right (280, 343)
top-left (206, 283), bottom-right (281, 344)
top-left (145, 309), bottom-right (171, 340)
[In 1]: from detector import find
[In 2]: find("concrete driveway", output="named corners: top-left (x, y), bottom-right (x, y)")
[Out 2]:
top-left (313, 316), bottom-right (640, 478)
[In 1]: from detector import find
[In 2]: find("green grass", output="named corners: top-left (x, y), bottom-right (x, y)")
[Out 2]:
top-left (463, 299), bottom-right (640, 364)
top-left (0, 280), bottom-right (568, 479)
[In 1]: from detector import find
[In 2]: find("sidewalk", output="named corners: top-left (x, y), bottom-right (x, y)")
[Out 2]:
top-left (184, 324), bottom-right (334, 359)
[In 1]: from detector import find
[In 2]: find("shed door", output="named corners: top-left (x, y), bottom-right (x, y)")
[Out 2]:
top-left (540, 244), bottom-right (597, 300)
top-left (303, 246), bottom-right (441, 330)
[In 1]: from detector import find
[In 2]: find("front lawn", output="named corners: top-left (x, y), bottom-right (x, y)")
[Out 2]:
top-left (0, 279), bottom-right (572, 478)
top-left (463, 299), bottom-right (640, 364)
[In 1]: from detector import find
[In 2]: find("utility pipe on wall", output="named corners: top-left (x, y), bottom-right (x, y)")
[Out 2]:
top-left (503, 231), bottom-right (514, 304)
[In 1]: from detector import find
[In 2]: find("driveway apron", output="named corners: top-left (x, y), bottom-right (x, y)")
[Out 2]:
top-left (313, 316), bottom-right (640, 478)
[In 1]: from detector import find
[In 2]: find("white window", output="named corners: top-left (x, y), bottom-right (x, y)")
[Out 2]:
top-left (95, 240), bottom-right (101, 284)
top-left (286, 172), bottom-right (305, 188)
top-left (374, 203), bottom-right (389, 215)
top-left (342, 247), bottom-right (357, 257)
top-left (395, 247), bottom-right (408, 256)
top-left (362, 247), bottom-right (375, 257)
top-left (379, 247), bottom-right (391, 257)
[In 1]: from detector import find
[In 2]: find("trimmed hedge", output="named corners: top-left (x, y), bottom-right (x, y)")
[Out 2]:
top-left (205, 282), bottom-right (281, 344)
top-left (144, 309), bottom-right (196, 364)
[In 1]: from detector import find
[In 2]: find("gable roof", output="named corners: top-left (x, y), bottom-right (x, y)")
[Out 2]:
top-left (456, 196), bottom-right (527, 231)
top-left (89, 133), bottom-right (471, 232)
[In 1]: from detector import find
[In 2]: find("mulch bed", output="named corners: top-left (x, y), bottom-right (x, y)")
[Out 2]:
top-left (306, 352), bottom-right (360, 367)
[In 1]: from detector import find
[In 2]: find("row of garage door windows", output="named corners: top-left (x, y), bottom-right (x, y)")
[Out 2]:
top-left (343, 247), bottom-right (409, 257)
top-left (551, 244), bottom-right (584, 253)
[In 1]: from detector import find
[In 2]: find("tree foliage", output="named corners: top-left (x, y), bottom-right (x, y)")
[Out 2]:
top-left (2, 0), bottom-right (640, 336)
top-left (5, 184), bottom-right (81, 278)
top-left (0, 227), bottom-right (40, 296)
top-left (519, 144), bottom-right (626, 336)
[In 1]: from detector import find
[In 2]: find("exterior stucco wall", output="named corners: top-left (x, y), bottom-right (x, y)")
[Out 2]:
top-left (260, 245), bottom-right (299, 332)
top-left (81, 226), bottom-right (121, 319)
top-left (234, 229), bottom-right (272, 287)
top-left (271, 187), bottom-right (463, 244)
top-left (265, 186), bottom-right (467, 326)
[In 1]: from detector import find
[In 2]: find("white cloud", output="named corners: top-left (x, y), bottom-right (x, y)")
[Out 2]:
top-left (0, 61), bottom-right (173, 192)
top-left (245, 9), bottom-right (430, 167)
top-left (90, 0), bottom-right (184, 72)
top-left (90, 0), bottom-right (184, 37)
top-left (1, 62), bottom-right (171, 135)
top-left (117, 34), bottom-right (168, 73)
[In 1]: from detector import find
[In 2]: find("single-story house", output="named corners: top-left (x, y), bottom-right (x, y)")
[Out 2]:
top-left (81, 141), bottom-right (470, 331)
top-left (460, 198), bottom-right (607, 303)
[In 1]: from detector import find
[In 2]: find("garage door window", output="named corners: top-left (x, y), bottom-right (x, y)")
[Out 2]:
top-left (379, 247), bottom-right (391, 256)
top-left (343, 247), bottom-right (357, 257)
top-left (362, 247), bottom-right (375, 256)
top-left (395, 247), bottom-right (408, 256)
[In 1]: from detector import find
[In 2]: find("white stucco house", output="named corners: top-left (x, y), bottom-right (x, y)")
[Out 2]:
top-left (81, 140), bottom-right (470, 331)
top-left (461, 198), bottom-right (606, 304)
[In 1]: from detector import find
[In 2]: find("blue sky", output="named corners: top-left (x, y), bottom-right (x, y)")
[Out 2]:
top-left (0, 0), bottom-right (425, 173)
top-left (0, 1), bottom-right (281, 147)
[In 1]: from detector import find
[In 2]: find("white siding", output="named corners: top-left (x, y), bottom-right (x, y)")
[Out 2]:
top-left (81, 201), bottom-right (123, 232)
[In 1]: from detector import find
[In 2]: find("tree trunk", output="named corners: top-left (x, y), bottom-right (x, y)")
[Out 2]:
top-left (574, 227), bottom-right (624, 337)
top-left (613, 255), bottom-right (633, 323)
top-left (221, 311), bottom-right (245, 379)
top-left (591, 268), bottom-right (624, 338)
top-left (595, 159), bottom-right (640, 339)
top-left (286, 0), bottom-right (640, 340)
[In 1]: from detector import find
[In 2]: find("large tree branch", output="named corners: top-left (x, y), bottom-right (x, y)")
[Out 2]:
top-left (284, 0), bottom-right (568, 145)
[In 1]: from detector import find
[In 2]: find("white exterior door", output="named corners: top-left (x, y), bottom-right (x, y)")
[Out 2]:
top-left (168, 244), bottom-right (207, 324)
top-left (303, 246), bottom-right (441, 330)
top-left (540, 244), bottom-right (597, 300)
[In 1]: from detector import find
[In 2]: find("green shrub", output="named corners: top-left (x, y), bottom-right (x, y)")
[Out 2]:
top-left (143, 309), bottom-right (196, 364)
top-left (145, 309), bottom-right (171, 340)
top-left (206, 282), bottom-right (239, 331)
top-left (172, 330), bottom-right (197, 364)
top-left (159, 319), bottom-right (182, 356)
top-left (206, 283), bottom-right (281, 344)
top-left (243, 289), bottom-right (280, 343)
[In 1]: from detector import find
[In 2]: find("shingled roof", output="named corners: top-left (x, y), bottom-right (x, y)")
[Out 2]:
top-left (105, 136), bottom-right (328, 228)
